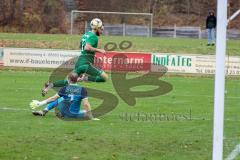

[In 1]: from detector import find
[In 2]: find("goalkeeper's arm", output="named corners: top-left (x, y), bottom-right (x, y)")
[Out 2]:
top-left (30, 94), bottom-right (60, 109)
top-left (82, 98), bottom-right (99, 120)
top-left (40, 94), bottom-right (60, 106)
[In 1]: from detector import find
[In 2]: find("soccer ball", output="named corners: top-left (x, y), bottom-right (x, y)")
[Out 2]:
top-left (30, 100), bottom-right (40, 109)
top-left (90, 18), bottom-right (103, 30)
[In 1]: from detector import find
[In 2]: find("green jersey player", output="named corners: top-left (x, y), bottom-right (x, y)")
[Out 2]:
top-left (42, 18), bottom-right (108, 96)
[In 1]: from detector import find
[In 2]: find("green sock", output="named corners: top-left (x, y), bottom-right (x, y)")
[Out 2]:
top-left (53, 79), bottom-right (68, 87)
top-left (88, 76), bottom-right (106, 82)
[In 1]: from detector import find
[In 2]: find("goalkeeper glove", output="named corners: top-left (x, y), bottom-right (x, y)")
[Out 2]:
top-left (30, 100), bottom-right (47, 109)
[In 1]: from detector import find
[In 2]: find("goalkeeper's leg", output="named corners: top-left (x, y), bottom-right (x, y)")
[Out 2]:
top-left (32, 97), bottom-right (64, 116)
top-left (44, 97), bottom-right (64, 111)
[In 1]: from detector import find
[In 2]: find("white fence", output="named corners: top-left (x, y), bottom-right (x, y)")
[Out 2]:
top-left (153, 26), bottom-right (201, 39)
top-left (83, 23), bottom-right (240, 39)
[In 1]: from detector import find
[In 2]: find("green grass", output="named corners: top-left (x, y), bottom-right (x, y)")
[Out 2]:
top-left (0, 32), bottom-right (240, 55)
top-left (0, 33), bottom-right (240, 159)
top-left (0, 70), bottom-right (240, 160)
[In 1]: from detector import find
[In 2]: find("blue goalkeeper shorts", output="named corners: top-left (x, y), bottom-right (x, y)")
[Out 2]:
top-left (56, 100), bottom-right (86, 118)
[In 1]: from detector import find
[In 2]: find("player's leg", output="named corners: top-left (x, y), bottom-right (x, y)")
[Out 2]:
top-left (32, 97), bottom-right (64, 116)
top-left (42, 80), bottom-right (68, 97)
top-left (62, 110), bottom-right (99, 120)
top-left (51, 64), bottom-right (87, 87)
top-left (74, 63), bottom-right (108, 82)
top-left (32, 100), bottom-right (58, 116)
top-left (87, 73), bottom-right (108, 82)
top-left (32, 109), bottom-right (48, 116)
top-left (56, 101), bottom-right (77, 118)
top-left (41, 64), bottom-right (85, 96)
top-left (74, 110), bottom-right (99, 120)
top-left (42, 63), bottom-right (107, 96)
top-left (85, 64), bottom-right (108, 82)
top-left (56, 100), bottom-right (98, 120)
top-left (52, 79), bottom-right (68, 87)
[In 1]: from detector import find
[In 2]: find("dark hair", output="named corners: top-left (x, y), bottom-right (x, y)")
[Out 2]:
top-left (209, 11), bottom-right (214, 15)
top-left (68, 72), bottom-right (78, 83)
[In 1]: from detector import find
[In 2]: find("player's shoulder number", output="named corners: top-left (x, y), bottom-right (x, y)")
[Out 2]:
top-left (81, 34), bottom-right (92, 51)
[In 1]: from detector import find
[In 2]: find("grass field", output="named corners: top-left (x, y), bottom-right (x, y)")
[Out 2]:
top-left (0, 33), bottom-right (240, 160)
top-left (1, 32), bottom-right (240, 55)
top-left (0, 70), bottom-right (240, 160)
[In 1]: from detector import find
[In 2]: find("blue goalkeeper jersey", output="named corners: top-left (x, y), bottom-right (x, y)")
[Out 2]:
top-left (57, 84), bottom-right (88, 114)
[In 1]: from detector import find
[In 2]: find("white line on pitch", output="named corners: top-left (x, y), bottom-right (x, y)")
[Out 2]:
top-left (1, 107), bottom-right (240, 122)
top-left (0, 107), bottom-right (30, 111)
top-left (0, 107), bottom-right (55, 112)
top-left (226, 144), bottom-right (240, 160)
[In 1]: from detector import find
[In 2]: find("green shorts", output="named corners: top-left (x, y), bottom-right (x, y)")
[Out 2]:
top-left (74, 63), bottom-right (103, 76)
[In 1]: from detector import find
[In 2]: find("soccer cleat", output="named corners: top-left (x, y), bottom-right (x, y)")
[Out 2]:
top-left (41, 82), bottom-right (49, 97)
top-left (77, 74), bottom-right (88, 82)
top-left (32, 110), bottom-right (48, 116)
top-left (92, 118), bottom-right (100, 121)
top-left (41, 82), bottom-right (52, 97)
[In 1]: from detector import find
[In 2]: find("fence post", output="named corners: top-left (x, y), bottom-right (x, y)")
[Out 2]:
top-left (199, 27), bottom-right (202, 39)
top-left (123, 23), bottom-right (126, 36)
top-left (147, 26), bottom-right (150, 38)
top-left (150, 14), bottom-right (153, 37)
top-left (85, 21), bottom-right (88, 33)
top-left (70, 10), bottom-right (74, 34)
top-left (174, 24), bottom-right (177, 38)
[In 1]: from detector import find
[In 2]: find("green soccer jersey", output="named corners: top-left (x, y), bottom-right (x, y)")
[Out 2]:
top-left (78, 31), bottom-right (99, 65)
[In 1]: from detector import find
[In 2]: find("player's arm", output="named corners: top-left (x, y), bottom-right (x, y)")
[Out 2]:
top-left (80, 87), bottom-right (99, 120)
top-left (84, 36), bottom-right (105, 54)
top-left (82, 98), bottom-right (99, 120)
top-left (30, 94), bottom-right (60, 109)
top-left (44, 94), bottom-right (60, 104)
top-left (82, 98), bottom-right (91, 112)
top-left (85, 43), bottom-right (106, 54)
top-left (80, 87), bottom-right (91, 111)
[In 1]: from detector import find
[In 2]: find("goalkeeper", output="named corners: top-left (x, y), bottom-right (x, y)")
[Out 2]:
top-left (31, 72), bottom-right (99, 120)
top-left (42, 18), bottom-right (108, 96)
